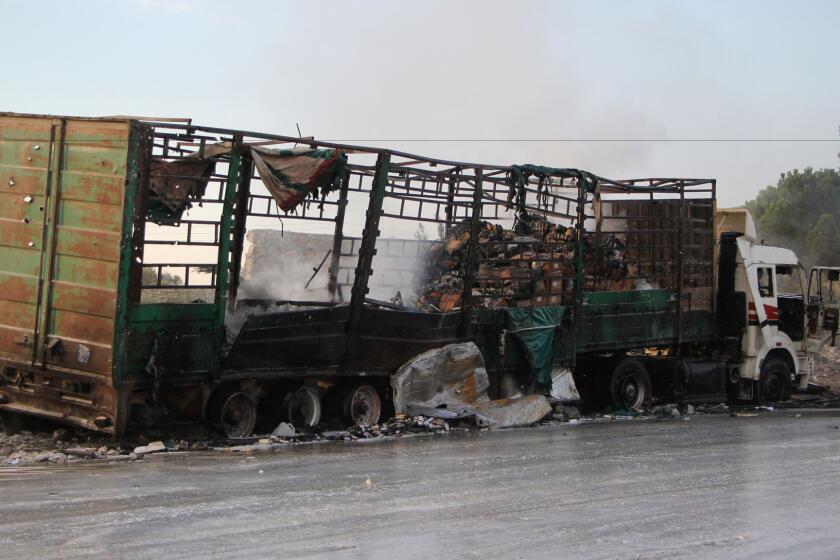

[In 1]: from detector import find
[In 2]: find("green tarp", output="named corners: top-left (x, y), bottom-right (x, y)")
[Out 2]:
top-left (504, 306), bottom-right (568, 391)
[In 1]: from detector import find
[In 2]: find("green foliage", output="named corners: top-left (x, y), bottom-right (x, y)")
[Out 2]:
top-left (746, 168), bottom-right (840, 266)
top-left (141, 267), bottom-right (183, 286)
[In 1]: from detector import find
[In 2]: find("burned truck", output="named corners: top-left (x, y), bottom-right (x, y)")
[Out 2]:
top-left (0, 113), bottom-right (836, 436)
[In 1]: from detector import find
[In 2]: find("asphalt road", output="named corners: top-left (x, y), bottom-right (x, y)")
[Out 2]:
top-left (2, 411), bottom-right (840, 560)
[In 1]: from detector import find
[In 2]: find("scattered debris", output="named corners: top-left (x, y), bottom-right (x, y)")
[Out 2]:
top-left (52, 428), bottom-right (70, 443)
top-left (345, 415), bottom-right (450, 440)
top-left (392, 342), bottom-right (552, 428)
top-left (272, 422), bottom-right (296, 438)
top-left (473, 395), bottom-right (553, 428)
top-left (550, 368), bottom-right (581, 402)
top-left (64, 447), bottom-right (98, 458)
top-left (132, 441), bottom-right (167, 455)
top-left (391, 342), bottom-right (490, 414)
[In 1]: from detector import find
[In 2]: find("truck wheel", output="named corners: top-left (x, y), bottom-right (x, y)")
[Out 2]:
top-left (220, 392), bottom-right (257, 438)
top-left (610, 359), bottom-right (652, 411)
top-left (287, 386), bottom-right (322, 428)
top-left (343, 384), bottom-right (382, 426)
top-left (758, 358), bottom-right (792, 403)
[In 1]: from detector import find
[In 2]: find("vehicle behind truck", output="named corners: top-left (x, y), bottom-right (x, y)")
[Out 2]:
top-left (0, 112), bottom-right (835, 437)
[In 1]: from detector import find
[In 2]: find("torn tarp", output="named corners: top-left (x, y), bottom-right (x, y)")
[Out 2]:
top-left (251, 146), bottom-right (347, 211)
top-left (392, 342), bottom-right (553, 428)
top-left (148, 158), bottom-right (215, 224)
top-left (146, 143), bottom-right (347, 223)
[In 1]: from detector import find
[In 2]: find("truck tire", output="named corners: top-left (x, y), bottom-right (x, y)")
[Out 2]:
top-left (220, 392), bottom-right (257, 438)
top-left (343, 384), bottom-right (382, 426)
top-left (610, 358), bottom-right (652, 411)
top-left (758, 358), bottom-right (792, 404)
top-left (286, 386), bottom-right (322, 427)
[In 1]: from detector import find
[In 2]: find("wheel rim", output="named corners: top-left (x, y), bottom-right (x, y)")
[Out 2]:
top-left (287, 386), bottom-right (321, 427)
top-left (346, 385), bottom-right (381, 426)
top-left (221, 392), bottom-right (256, 438)
top-left (618, 373), bottom-right (645, 409)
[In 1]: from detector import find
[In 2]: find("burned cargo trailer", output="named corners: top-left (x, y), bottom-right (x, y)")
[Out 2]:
top-left (1, 112), bottom-right (818, 437)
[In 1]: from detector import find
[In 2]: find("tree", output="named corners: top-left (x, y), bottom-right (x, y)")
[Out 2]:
top-left (141, 267), bottom-right (183, 287)
top-left (746, 168), bottom-right (840, 266)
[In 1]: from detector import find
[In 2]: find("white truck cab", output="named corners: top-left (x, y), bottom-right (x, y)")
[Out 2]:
top-left (717, 208), bottom-right (838, 402)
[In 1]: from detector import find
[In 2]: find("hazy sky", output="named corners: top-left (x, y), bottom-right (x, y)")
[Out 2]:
top-left (2, 0), bottom-right (838, 208)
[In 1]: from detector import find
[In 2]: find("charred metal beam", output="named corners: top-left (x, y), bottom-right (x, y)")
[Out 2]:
top-left (214, 135), bottom-right (244, 371)
top-left (459, 168), bottom-right (483, 339)
top-left (344, 153), bottom-right (390, 368)
top-left (228, 154), bottom-right (253, 310)
top-left (328, 172), bottom-right (350, 302)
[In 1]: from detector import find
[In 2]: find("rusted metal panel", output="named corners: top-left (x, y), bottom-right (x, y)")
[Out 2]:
top-left (39, 119), bottom-right (129, 378)
top-left (0, 116), bottom-right (52, 362)
top-left (0, 114), bottom-right (130, 432)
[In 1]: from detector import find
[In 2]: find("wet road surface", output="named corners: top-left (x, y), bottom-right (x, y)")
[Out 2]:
top-left (2, 411), bottom-right (840, 559)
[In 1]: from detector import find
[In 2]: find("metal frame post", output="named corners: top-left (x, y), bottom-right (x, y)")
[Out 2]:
top-left (459, 169), bottom-right (483, 338)
top-left (345, 153), bottom-right (390, 367)
top-left (676, 181), bottom-right (685, 346)
top-left (569, 173), bottom-right (591, 367)
top-left (33, 118), bottom-right (66, 365)
top-left (227, 155), bottom-right (253, 311)
top-left (214, 135), bottom-right (244, 367)
top-left (328, 172), bottom-right (351, 302)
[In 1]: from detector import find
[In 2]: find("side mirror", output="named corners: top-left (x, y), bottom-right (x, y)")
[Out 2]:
top-left (829, 270), bottom-right (840, 282)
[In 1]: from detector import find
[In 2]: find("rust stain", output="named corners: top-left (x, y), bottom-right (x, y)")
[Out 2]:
top-left (0, 273), bottom-right (38, 303)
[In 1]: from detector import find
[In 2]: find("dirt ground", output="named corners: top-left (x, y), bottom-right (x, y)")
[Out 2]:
top-left (811, 343), bottom-right (840, 390)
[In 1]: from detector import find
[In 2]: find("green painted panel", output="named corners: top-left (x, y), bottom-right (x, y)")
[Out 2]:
top-left (55, 225), bottom-right (120, 261)
top-left (0, 119), bottom-right (53, 141)
top-left (0, 191), bottom-right (46, 223)
top-left (0, 299), bottom-right (37, 329)
top-left (122, 304), bottom-right (217, 380)
top-left (35, 118), bottom-right (129, 376)
top-left (127, 303), bottom-right (217, 323)
top-left (0, 271), bottom-right (39, 304)
top-left (61, 143), bottom-right (127, 176)
top-left (57, 198), bottom-right (123, 232)
top-left (577, 291), bottom-right (677, 349)
top-left (52, 253), bottom-right (118, 289)
top-left (0, 116), bottom-right (52, 364)
top-left (0, 139), bottom-right (51, 169)
top-left (0, 219), bottom-right (42, 250)
top-left (48, 308), bottom-right (115, 345)
top-left (0, 246), bottom-right (42, 276)
top-left (582, 289), bottom-right (673, 306)
top-left (51, 281), bottom-right (117, 318)
top-left (58, 171), bottom-right (124, 206)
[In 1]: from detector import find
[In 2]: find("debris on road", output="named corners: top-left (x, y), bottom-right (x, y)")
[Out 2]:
top-left (392, 342), bottom-right (553, 428)
top-left (271, 422), bottom-right (296, 438)
top-left (473, 395), bottom-right (553, 428)
top-left (391, 342), bottom-right (490, 414)
top-left (133, 441), bottom-right (168, 456)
